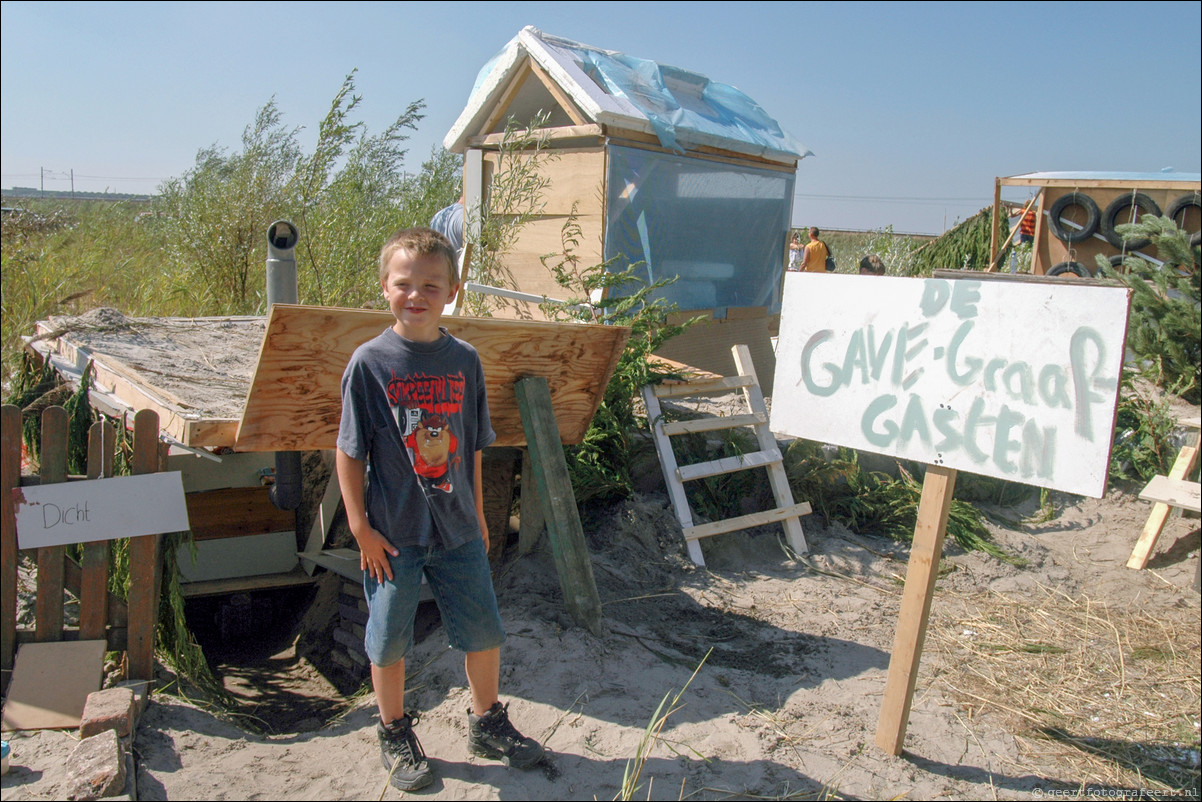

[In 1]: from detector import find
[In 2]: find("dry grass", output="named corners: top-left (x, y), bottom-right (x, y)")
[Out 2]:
top-left (928, 583), bottom-right (1201, 793)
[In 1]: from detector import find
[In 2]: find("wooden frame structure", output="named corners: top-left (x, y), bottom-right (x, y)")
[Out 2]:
top-left (990, 172), bottom-right (1201, 277)
top-left (2, 406), bottom-right (165, 691)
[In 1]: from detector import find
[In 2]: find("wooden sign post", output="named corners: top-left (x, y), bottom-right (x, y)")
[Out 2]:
top-left (771, 271), bottom-right (1132, 756)
top-left (875, 464), bottom-right (956, 755)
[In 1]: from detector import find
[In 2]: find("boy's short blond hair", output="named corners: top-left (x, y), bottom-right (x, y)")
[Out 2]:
top-left (378, 227), bottom-right (459, 285)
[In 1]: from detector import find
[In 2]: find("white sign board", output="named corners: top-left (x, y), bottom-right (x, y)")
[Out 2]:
top-left (771, 274), bottom-right (1131, 498)
top-left (13, 471), bottom-right (190, 549)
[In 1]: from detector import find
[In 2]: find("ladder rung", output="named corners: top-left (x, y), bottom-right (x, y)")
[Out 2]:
top-left (652, 375), bottom-right (755, 399)
top-left (684, 502), bottom-right (813, 541)
top-left (677, 448), bottom-right (782, 482)
top-left (661, 412), bottom-right (766, 436)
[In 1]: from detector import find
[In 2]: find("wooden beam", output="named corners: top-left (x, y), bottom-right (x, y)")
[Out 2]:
top-left (1, 405), bottom-right (20, 682)
top-left (876, 465), bottom-right (957, 756)
top-left (1138, 474), bottom-right (1201, 513)
top-left (469, 124), bottom-right (603, 148)
top-left (517, 448), bottom-right (546, 556)
top-left (35, 406), bottom-right (68, 642)
top-left (79, 420), bottom-right (115, 641)
top-left (684, 502), bottom-right (812, 541)
top-left (1130, 439), bottom-right (1200, 568)
top-left (999, 177), bottom-right (1201, 191)
top-left (126, 409), bottom-right (162, 682)
top-left (514, 376), bottom-right (603, 635)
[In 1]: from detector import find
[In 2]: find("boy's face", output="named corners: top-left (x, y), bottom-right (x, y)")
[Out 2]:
top-left (381, 249), bottom-right (459, 342)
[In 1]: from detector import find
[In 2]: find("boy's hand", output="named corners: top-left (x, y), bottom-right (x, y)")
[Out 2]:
top-left (355, 526), bottom-right (400, 583)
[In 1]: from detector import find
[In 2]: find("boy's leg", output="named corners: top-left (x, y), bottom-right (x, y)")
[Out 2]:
top-left (464, 647), bottom-right (499, 716)
top-left (372, 659), bottom-right (406, 724)
top-left (365, 547), bottom-right (432, 791)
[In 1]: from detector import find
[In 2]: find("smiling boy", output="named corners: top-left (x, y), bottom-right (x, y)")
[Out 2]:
top-left (336, 227), bottom-right (544, 791)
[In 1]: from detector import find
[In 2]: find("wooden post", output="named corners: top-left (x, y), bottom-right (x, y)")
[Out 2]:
top-left (876, 464), bottom-right (957, 756)
top-left (514, 377), bottom-right (603, 636)
top-left (1, 405), bottom-right (20, 685)
top-left (35, 406), bottom-right (68, 641)
top-left (127, 409), bottom-right (162, 681)
top-left (80, 420), bottom-right (116, 641)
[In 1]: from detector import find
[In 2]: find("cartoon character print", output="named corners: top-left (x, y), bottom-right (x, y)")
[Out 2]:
top-left (403, 411), bottom-right (458, 494)
top-left (388, 371), bottom-right (467, 496)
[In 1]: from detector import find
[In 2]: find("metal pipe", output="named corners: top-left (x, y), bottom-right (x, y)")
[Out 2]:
top-left (265, 220), bottom-right (303, 511)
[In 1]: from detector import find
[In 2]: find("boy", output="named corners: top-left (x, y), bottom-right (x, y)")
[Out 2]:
top-left (336, 227), bottom-right (544, 791)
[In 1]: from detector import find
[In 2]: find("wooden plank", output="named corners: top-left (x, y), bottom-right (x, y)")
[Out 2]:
top-left (642, 385), bottom-right (703, 565)
top-left (185, 486), bottom-right (296, 541)
top-left (515, 376), bottom-right (603, 636)
top-left (661, 412), bottom-right (766, 436)
top-left (683, 502), bottom-right (813, 541)
top-left (35, 406), bottom-right (68, 642)
top-left (876, 465), bottom-right (958, 756)
top-left (79, 420), bottom-right (115, 640)
top-left (301, 548), bottom-right (364, 582)
top-left (469, 124), bottom-right (603, 148)
top-left (235, 306), bottom-right (630, 451)
top-left (178, 567), bottom-right (314, 599)
top-left (1129, 442), bottom-right (1200, 569)
top-left (1138, 474), bottom-right (1201, 513)
top-left (126, 409), bottom-right (162, 682)
top-left (1006, 178), bottom-right (1202, 191)
top-left (676, 448), bottom-right (782, 483)
top-left (300, 466), bottom-right (343, 574)
top-left (652, 375), bottom-right (756, 399)
top-left (1, 405), bottom-right (20, 680)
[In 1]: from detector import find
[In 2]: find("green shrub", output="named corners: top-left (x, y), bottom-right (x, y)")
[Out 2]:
top-left (1095, 215), bottom-right (1201, 404)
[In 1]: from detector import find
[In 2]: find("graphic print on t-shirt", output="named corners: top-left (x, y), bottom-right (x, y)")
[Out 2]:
top-left (387, 371), bottom-right (466, 495)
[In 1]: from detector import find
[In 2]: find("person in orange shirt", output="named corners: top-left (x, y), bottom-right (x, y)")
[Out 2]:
top-left (801, 227), bottom-right (831, 272)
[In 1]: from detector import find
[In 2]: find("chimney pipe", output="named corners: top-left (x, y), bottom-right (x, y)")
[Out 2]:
top-left (266, 220), bottom-right (302, 511)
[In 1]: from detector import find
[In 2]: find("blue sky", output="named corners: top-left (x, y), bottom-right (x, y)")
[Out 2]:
top-left (2, 1), bottom-right (1199, 234)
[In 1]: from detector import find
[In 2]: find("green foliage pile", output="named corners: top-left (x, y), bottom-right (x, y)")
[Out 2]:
top-left (783, 439), bottom-right (1016, 562)
top-left (539, 214), bottom-right (695, 502)
top-left (1095, 215), bottom-right (1201, 404)
top-left (907, 206), bottom-right (1005, 276)
top-left (1109, 376), bottom-right (1188, 483)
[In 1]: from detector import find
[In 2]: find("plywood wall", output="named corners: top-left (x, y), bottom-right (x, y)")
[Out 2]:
top-left (1036, 185), bottom-right (1200, 275)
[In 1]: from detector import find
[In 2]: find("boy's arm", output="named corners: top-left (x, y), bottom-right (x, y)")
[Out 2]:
top-left (336, 448), bottom-right (400, 582)
top-left (474, 450), bottom-right (489, 553)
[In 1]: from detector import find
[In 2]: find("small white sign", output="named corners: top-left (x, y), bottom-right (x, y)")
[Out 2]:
top-left (13, 472), bottom-right (190, 549)
top-left (771, 274), bottom-right (1131, 498)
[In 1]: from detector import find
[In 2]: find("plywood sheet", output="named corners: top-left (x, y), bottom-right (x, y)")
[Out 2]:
top-left (235, 306), bottom-right (630, 451)
top-left (1, 640), bottom-right (105, 730)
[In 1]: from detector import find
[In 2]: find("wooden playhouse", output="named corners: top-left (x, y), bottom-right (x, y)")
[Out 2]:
top-left (443, 26), bottom-right (811, 389)
top-left (990, 171), bottom-right (1201, 276)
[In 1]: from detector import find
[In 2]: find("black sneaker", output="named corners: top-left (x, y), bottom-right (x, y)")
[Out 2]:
top-left (378, 713), bottom-right (433, 791)
top-left (468, 702), bottom-right (545, 769)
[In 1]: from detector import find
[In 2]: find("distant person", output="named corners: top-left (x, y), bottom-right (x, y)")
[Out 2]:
top-left (859, 254), bottom-right (886, 275)
top-left (801, 227), bottom-right (831, 273)
top-left (429, 197), bottom-right (465, 256)
top-left (787, 232), bottom-right (804, 271)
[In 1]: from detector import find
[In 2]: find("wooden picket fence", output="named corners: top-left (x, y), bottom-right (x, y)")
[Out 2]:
top-left (1, 404), bottom-right (164, 691)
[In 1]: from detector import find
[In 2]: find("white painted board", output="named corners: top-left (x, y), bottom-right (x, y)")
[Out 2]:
top-left (771, 274), bottom-right (1131, 498)
top-left (13, 471), bottom-right (190, 548)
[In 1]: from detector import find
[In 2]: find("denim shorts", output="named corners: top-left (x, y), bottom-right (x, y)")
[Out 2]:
top-left (363, 538), bottom-right (506, 667)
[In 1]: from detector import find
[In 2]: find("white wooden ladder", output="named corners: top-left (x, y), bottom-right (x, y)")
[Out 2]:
top-left (643, 345), bottom-right (810, 566)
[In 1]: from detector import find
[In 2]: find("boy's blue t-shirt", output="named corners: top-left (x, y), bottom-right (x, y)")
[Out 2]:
top-left (337, 327), bottom-right (496, 550)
